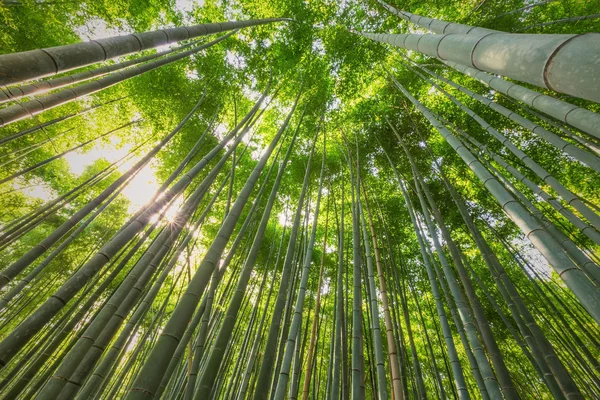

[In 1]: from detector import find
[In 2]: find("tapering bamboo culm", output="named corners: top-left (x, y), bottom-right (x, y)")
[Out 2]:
top-left (358, 30), bottom-right (600, 103)
top-left (0, 17), bottom-right (292, 86)
top-left (390, 74), bottom-right (593, 397)
top-left (0, 83), bottom-right (271, 367)
top-left (273, 129), bottom-right (326, 400)
top-left (0, 32), bottom-right (233, 127)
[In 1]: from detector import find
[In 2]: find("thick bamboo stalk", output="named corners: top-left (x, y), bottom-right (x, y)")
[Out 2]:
top-left (407, 60), bottom-right (600, 173)
top-left (445, 61), bottom-right (600, 141)
top-left (0, 41), bottom-right (200, 104)
top-left (0, 32), bottom-right (233, 127)
top-left (0, 18), bottom-right (291, 86)
top-left (359, 31), bottom-right (600, 103)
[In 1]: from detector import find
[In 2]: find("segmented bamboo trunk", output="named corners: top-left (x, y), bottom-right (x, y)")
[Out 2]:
top-left (193, 91), bottom-right (302, 397)
top-left (391, 74), bottom-right (593, 397)
top-left (0, 40), bottom-right (200, 104)
top-left (273, 131), bottom-right (326, 400)
top-left (380, 144), bottom-right (470, 400)
top-left (0, 32), bottom-right (233, 127)
top-left (0, 91), bottom-right (207, 290)
top-left (359, 31), bottom-right (600, 102)
top-left (0, 17), bottom-right (292, 86)
top-left (405, 60), bottom-right (600, 173)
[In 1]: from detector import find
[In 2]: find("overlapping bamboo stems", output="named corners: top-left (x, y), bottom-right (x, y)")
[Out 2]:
top-left (391, 75), bottom-right (592, 396)
top-left (0, 32), bottom-right (233, 127)
top-left (358, 31), bottom-right (600, 103)
top-left (357, 183), bottom-right (388, 399)
top-left (438, 163), bottom-right (573, 398)
top-left (0, 127), bottom-right (75, 168)
top-left (410, 151), bottom-right (519, 399)
top-left (219, 244), bottom-right (275, 398)
top-left (0, 40), bottom-right (201, 104)
top-left (0, 120), bottom-right (140, 184)
top-left (342, 136), bottom-right (367, 399)
top-left (380, 143), bottom-right (471, 400)
top-left (40, 133), bottom-right (244, 399)
top-left (0, 228), bottom-right (159, 398)
top-left (360, 181), bottom-right (404, 400)
top-left (399, 76), bottom-right (600, 286)
top-left (159, 155), bottom-right (264, 399)
top-left (457, 132), bottom-right (600, 284)
top-left (270, 212), bottom-right (308, 398)
top-left (374, 206), bottom-right (411, 398)
top-left (479, 174), bottom-right (600, 383)
top-left (460, 128), bottom-right (600, 248)
top-left (237, 221), bottom-right (288, 400)
top-left (0, 17), bottom-right (292, 86)
top-left (397, 134), bottom-right (504, 399)
top-left (411, 125), bottom-right (574, 396)
top-left (0, 96), bottom-right (126, 146)
top-left (145, 140), bottom-right (269, 397)
top-left (407, 274), bottom-right (446, 398)
top-left (124, 82), bottom-right (293, 400)
top-left (273, 130), bottom-right (326, 400)
top-left (396, 115), bottom-right (529, 399)
top-left (0, 90), bottom-right (207, 289)
top-left (252, 128), bottom-right (319, 400)
top-left (301, 194), bottom-right (330, 400)
top-left (182, 169), bottom-right (270, 398)
top-left (402, 61), bottom-right (600, 232)
top-left (0, 237), bottom-right (135, 392)
top-left (0, 85), bottom-right (267, 366)
top-left (193, 97), bottom-right (302, 397)
top-left (0, 158), bottom-right (146, 311)
top-left (332, 169), bottom-right (350, 400)
top-left (511, 254), bottom-right (600, 388)
top-left (406, 59), bottom-right (600, 174)
top-left (383, 135), bottom-right (486, 397)
top-left (77, 167), bottom-right (235, 399)
top-left (0, 137), bottom-right (146, 247)
top-left (502, 96), bottom-right (600, 156)
top-left (462, 132), bottom-right (600, 285)
top-left (394, 243), bottom-right (427, 399)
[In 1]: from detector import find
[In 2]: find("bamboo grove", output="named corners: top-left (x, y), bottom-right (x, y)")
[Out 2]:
top-left (0, 0), bottom-right (598, 399)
